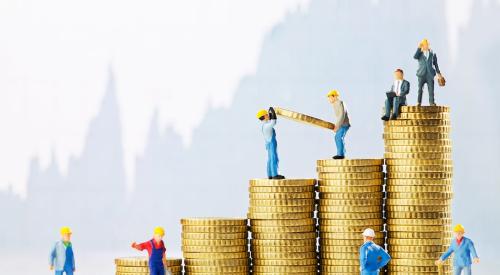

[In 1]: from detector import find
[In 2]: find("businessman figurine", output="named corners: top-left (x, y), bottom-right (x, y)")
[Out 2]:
top-left (414, 39), bottom-right (442, 106)
top-left (381, 68), bottom-right (410, 121)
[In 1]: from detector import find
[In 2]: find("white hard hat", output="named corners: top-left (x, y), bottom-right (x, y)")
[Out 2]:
top-left (362, 228), bottom-right (376, 237)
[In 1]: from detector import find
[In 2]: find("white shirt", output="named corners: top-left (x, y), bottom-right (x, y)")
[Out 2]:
top-left (393, 80), bottom-right (403, 96)
top-left (424, 50), bottom-right (429, 59)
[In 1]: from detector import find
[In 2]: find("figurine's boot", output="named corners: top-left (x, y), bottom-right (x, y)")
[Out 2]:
top-left (272, 175), bottom-right (285, 179)
top-left (333, 155), bottom-right (345, 159)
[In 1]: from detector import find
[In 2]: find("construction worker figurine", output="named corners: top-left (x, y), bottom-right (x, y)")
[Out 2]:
top-left (414, 38), bottom-right (442, 106)
top-left (132, 227), bottom-right (168, 275)
top-left (381, 68), bottom-right (410, 121)
top-left (436, 224), bottom-right (480, 275)
top-left (49, 226), bottom-right (76, 275)
top-left (359, 228), bottom-right (391, 275)
top-left (327, 90), bottom-right (350, 159)
top-left (257, 107), bottom-right (285, 179)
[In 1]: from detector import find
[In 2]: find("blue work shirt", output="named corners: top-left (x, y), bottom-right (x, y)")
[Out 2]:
top-left (49, 240), bottom-right (75, 271)
top-left (440, 237), bottom-right (478, 267)
top-left (359, 241), bottom-right (391, 274)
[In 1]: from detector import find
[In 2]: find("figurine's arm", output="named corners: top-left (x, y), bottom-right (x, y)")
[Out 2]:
top-left (469, 240), bottom-right (479, 259)
top-left (335, 102), bottom-right (346, 128)
top-left (268, 107), bottom-right (277, 120)
top-left (439, 244), bottom-right (454, 261)
top-left (49, 243), bottom-right (57, 268)
top-left (413, 47), bottom-right (422, 59)
top-left (359, 245), bottom-right (367, 271)
top-left (433, 53), bottom-right (441, 74)
top-left (401, 81), bottom-right (410, 96)
top-left (131, 241), bottom-right (148, 251)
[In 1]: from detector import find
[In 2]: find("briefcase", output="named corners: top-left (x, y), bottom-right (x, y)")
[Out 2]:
top-left (437, 75), bottom-right (446, 87)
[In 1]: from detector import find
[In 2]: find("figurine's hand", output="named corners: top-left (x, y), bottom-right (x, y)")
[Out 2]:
top-left (131, 242), bottom-right (137, 249)
top-left (435, 259), bottom-right (443, 266)
top-left (473, 258), bottom-right (480, 264)
top-left (333, 124), bottom-right (339, 132)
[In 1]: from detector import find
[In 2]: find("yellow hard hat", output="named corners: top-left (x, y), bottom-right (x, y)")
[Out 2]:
top-left (60, 226), bottom-right (72, 235)
top-left (327, 90), bottom-right (339, 97)
top-left (154, 226), bottom-right (165, 237)
top-left (420, 38), bottom-right (429, 46)
top-left (453, 224), bottom-right (465, 233)
top-left (256, 109), bottom-right (268, 119)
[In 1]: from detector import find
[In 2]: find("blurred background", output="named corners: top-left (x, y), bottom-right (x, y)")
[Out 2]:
top-left (0, 0), bottom-right (499, 274)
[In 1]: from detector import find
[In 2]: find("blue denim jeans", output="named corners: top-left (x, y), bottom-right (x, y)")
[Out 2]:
top-left (55, 269), bottom-right (73, 275)
top-left (335, 125), bottom-right (350, 156)
top-left (454, 265), bottom-right (471, 275)
top-left (385, 96), bottom-right (403, 118)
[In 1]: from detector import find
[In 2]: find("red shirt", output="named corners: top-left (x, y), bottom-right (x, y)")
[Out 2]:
top-left (456, 237), bottom-right (463, 246)
top-left (134, 239), bottom-right (166, 258)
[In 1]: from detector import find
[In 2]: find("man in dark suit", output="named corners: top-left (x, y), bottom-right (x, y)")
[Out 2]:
top-left (381, 68), bottom-right (410, 121)
top-left (414, 39), bottom-right (442, 106)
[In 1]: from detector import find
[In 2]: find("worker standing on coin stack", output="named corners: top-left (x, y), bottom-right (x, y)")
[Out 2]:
top-left (359, 228), bottom-right (391, 275)
top-left (131, 227), bottom-right (167, 275)
top-left (435, 224), bottom-right (480, 275)
top-left (257, 107), bottom-right (285, 179)
top-left (49, 226), bottom-right (76, 275)
top-left (327, 90), bottom-right (350, 159)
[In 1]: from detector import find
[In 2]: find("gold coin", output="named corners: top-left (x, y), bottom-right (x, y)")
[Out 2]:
top-left (250, 198), bottom-right (315, 206)
top-left (249, 186), bottom-right (315, 193)
top-left (387, 212), bottom-right (451, 219)
top-left (318, 172), bottom-right (384, 180)
top-left (248, 205), bottom-right (315, 213)
top-left (387, 238), bottom-right (450, 246)
top-left (384, 152), bottom-right (452, 159)
top-left (252, 265), bottom-right (318, 273)
top-left (318, 224), bottom-right (384, 233)
top-left (387, 172), bottom-right (453, 179)
top-left (319, 212), bottom-right (382, 219)
top-left (385, 146), bottom-right (452, 153)
top-left (247, 212), bottom-right (313, 219)
top-left (400, 105), bottom-right (450, 113)
top-left (387, 225), bottom-right (451, 232)
top-left (251, 251), bottom-right (317, 259)
top-left (321, 238), bottom-right (384, 246)
top-left (386, 218), bottom-right (452, 226)
top-left (386, 158), bottom-right (453, 166)
top-left (274, 106), bottom-right (335, 130)
top-left (249, 178), bottom-right (316, 187)
top-left (114, 257), bottom-right (183, 267)
top-left (384, 139), bottom-right (452, 146)
top-left (181, 232), bottom-right (247, 240)
top-left (398, 112), bottom-right (450, 120)
top-left (115, 266), bottom-right (149, 272)
top-left (383, 132), bottom-right (450, 140)
top-left (319, 192), bottom-right (383, 199)
top-left (251, 224), bottom-right (316, 233)
top-left (182, 251), bottom-right (249, 259)
top-left (251, 239), bottom-right (316, 247)
top-left (386, 198), bottom-right (451, 206)
top-left (318, 179), bottom-right (383, 187)
top-left (319, 252), bottom-right (358, 260)
top-left (387, 185), bottom-right (452, 192)
top-left (184, 265), bottom-right (249, 272)
top-left (184, 258), bottom-right (248, 266)
top-left (386, 205), bottom-right (451, 212)
top-left (182, 245), bottom-right (247, 253)
top-left (318, 265), bottom-right (360, 272)
top-left (390, 251), bottom-right (443, 260)
top-left (388, 231), bottom-right (452, 239)
top-left (387, 245), bottom-right (446, 253)
top-left (320, 232), bottom-right (384, 240)
top-left (252, 232), bottom-right (317, 240)
top-left (181, 218), bottom-right (247, 226)
top-left (181, 238), bottom-right (247, 246)
top-left (388, 264), bottom-right (452, 272)
top-left (316, 166), bottom-right (382, 173)
top-left (387, 165), bottom-right (453, 172)
top-left (385, 119), bottom-right (450, 126)
top-left (249, 192), bottom-right (315, 200)
top-left (387, 192), bottom-right (453, 199)
top-left (386, 178), bottom-right (452, 186)
top-left (389, 258), bottom-right (442, 267)
top-left (319, 198), bottom-right (382, 206)
top-left (252, 258), bottom-right (317, 266)
top-left (251, 245), bottom-right (315, 253)
top-left (384, 126), bottom-right (451, 133)
top-left (320, 245), bottom-right (359, 253)
top-left (319, 218), bottom-right (383, 226)
top-left (318, 185), bottom-right (383, 193)
top-left (318, 205), bottom-right (383, 213)
top-left (317, 159), bottom-right (384, 167)
top-left (182, 225), bottom-right (248, 233)
top-left (319, 259), bottom-right (360, 266)
top-left (250, 218), bottom-right (315, 227)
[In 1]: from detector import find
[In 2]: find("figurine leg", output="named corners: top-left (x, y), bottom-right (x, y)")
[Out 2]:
top-left (383, 97), bottom-right (393, 119)
top-left (335, 125), bottom-right (349, 157)
top-left (266, 143), bottom-right (279, 178)
top-left (417, 77), bottom-right (426, 105)
top-left (428, 76), bottom-right (436, 105)
top-left (391, 97), bottom-right (401, 119)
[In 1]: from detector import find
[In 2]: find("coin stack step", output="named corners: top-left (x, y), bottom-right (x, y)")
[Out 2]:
top-left (384, 105), bottom-right (453, 275)
top-left (316, 159), bottom-right (385, 274)
top-left (181, 218), bottom-right (250, 274)
top-left (247, 179), bottom-right (318, 275)
top-left (114, 256), bottom-right (182, 275)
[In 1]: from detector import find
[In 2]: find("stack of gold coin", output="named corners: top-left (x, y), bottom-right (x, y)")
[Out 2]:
top-left (316, 159), bottom-right (385, 274)
top-left (247, 179), bottom-right (318, 274)
top-left (181, 217), bottom-right (250, 274)
top-left (384, 105), bottom-right (453, 275)
top-left (114, 256), bottom-right (182, 275)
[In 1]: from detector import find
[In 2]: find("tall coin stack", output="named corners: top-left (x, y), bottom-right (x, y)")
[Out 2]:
top-left (316, 159), bottom-right (385, 274)
top-left (384, 105), bottom-right (453, 275)
top-left (181, 217), bottom-right (250, 274)
top-left (247, 179), bottom-right (318, 275)
top-left (114, 256), bottom-right (182, 275)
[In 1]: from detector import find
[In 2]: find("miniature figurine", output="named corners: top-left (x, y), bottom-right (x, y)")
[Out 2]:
top-left (381, 69), bottom-right (410, 121)
top-left (359, 228), bottom-right (391, 275)
top-left (257, 107), bottom-right (285, 179)
top-left (49, 226), bottom-right (75, 275)
top-left (327, 90), bottom-right (350, 159)
top-left (132, 226), bottom-right (168, 275)
top-left (414, 38), bottom-right (442, 106)
top-left (436, 224), bottom-right (480, 275)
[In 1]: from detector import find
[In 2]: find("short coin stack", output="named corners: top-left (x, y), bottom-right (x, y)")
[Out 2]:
top-left (316, 159), bottom-right (385, 274)
top-left (384, 105), bottom-right (453, 275)
top-left (114, 256), bottom-right (182, 275)
top-left (248, 179), bottom-right (318, 274)
top-left (181, 217), bottom-right (250, 274)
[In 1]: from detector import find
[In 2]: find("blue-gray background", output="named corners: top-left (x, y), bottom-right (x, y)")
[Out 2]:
top-left (0, 0), bottom-right (499, 274)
